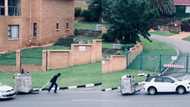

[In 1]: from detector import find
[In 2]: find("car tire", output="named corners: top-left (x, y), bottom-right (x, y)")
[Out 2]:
top-left (148, 87), bottom-right (157, 95)
top-left (177, 86), bottom-right (186, 95)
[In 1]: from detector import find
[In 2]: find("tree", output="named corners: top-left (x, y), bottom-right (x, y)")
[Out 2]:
top-left (103, 0), bottom-right (159, 44)
top-left (150, 0), bottom-right (176, 16)
top-left (82, 0), bottom-right (102, 22)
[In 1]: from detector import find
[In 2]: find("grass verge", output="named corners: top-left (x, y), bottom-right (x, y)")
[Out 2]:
top-left (0, 63), bottom-right (101, 88)
top-left (75, 20), bottom-right (98, 30)
top-left (149, 31), bottom-right (177, 36)
top-left (183, 36), bottom-right (190, 41)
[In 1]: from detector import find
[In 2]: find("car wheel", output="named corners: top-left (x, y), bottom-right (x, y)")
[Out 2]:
top-left (148, 87), bottom-right (157, 95)
top-left (177, 86), bottom-right (186, 95)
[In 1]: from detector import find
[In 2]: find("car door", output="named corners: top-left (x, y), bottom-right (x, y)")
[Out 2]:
top-left (161, 77), bottom-right (176, 92)
top-left (154, 77), bottom-right (176, 92)
top-left (154, 77), bottom-right (165, 92)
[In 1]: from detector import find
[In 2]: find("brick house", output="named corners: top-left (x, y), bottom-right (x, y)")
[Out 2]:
top-left (0, 0), bottom-right (74, 51)
top-left (174, 0), bottom-right (190, 14)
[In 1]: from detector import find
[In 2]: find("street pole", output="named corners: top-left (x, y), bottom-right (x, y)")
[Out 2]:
top-left (186, 54), bottom-right (189, 73)
top-left (159, 55), bottom-right (162, 73)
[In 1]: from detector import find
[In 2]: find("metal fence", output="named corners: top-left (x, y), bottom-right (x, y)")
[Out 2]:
top-left (127, 54), bottom-right (190, 74)
top-left (0, 52), bottom-right (16, 65)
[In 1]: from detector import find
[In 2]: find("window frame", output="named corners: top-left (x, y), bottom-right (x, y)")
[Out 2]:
top-left (33, 22), bottom-right (37, 37)
top-left (8, 24), bottom-right (20, 40)
top-left (56, 23), bottom-right (60, 31)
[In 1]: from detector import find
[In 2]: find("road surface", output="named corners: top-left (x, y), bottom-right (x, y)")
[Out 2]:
top-left (1, 88), bottom-right (190, 107)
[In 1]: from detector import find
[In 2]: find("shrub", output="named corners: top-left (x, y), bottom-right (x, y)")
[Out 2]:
top-left (75, 7), bottom-right (82, 17)
top-left (181, 19), bottom-right (190, 32)
top-left (102, 33), bottom-right (115, 43)
top-left (54, 36), bottom-right (74, 47)
top-left (81, 10), bottom-right (100, 22)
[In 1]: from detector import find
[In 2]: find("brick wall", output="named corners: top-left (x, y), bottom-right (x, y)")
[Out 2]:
top-left (102, 43), bottom-right (143, 73)
top-left (42, 39), bottom-right (102, 71)
top-left (0, 0), bottom-right (74, 52)
top-left (102, 55), bottom-right (127, 73)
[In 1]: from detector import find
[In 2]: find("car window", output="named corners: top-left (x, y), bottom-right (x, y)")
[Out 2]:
top-left (162, 77), bottom-right (175, 83)
top-left (154, 77), bottom-right (163, 82)
top-left (145, 77), bottom-right (153, 82)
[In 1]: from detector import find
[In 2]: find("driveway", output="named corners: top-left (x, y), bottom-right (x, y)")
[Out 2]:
top-left (151, 35), bottom-right (190, 79)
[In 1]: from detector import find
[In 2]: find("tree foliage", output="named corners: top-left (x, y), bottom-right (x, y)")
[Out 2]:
top-left (103, 0), bottom-right (159, 43)
top-left (150, 0), bottom-right (176, 16)
top-left (82, 0), bottom-right (102, 22)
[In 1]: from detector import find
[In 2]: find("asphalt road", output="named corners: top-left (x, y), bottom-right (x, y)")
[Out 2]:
top-left (1, 88), bottom-right (190, 107)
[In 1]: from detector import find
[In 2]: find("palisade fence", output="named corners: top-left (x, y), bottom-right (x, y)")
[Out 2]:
top-left (0, 52), bottom-right (16, 65)
top-left (127, 53), bottom-right (190, 74)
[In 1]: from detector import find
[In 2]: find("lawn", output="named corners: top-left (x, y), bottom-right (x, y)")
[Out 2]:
top-left (149, 31), bottom-right (177, 36)
top-left (0, 63), bottom-right (101, 88)
top-left (102, 42), bottom-right (113, 49)
top-left (75, 20), bottom-right (98, 30)
top-left (183, 36), bottom-right (190, 41)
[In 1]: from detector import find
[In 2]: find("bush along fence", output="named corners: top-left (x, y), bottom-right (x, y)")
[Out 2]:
top-left (0, 39), bottom-right (102, 72)
top-left (102, 43), bottom-right (143, 73)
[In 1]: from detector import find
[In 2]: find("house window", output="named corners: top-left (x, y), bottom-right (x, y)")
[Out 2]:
top-left (8, 25), bottom-right (19, 40)
top-left (56, 23), bottom-right (60, 31)
top-left (8, 0), bottom-right (21, 16)
top-left (66, 22), bottom-right (69, 29)
top-left (33, 23), bottom-right (37, 37)
top-left (186, 6), bottom-right (190, 13)
top-left (0, 0), bottom-right (5, 16)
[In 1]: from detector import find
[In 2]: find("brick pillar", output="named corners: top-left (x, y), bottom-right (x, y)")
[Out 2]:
top-left (5, 0), bottom-right (8, 16)
top-left (16, 50), bottom-right (21, 72)
top-left (42, 50), bottom-right (48, 71)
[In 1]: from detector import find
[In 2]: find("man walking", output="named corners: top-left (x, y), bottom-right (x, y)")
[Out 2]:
top-left (48, 73), bottom-right (61, 93)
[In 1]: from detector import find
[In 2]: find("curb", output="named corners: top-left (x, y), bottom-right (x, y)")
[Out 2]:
top-left (35, 82), bottom-right (102, 91)
top-left (102, 87), bottom-right (120, 92)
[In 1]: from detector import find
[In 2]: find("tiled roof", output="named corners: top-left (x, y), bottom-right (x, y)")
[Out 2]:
top-left (174, 0), bottom-right (190, 6)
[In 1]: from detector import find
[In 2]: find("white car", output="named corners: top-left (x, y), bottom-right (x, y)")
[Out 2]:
top-left (143, 76), bottom-right (190, 95)
top-left (0, 83), bottom-right (16, 99)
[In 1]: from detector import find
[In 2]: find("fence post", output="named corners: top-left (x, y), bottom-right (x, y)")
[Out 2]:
top-left (186, 54), bottom-right (189, 73)
top-left (42, 50), bottom-right (48, 72)
top-left (140, 54), bottom-right (143, 71)
top-left (159, 55), bottom-right (162, 73)
top-left (125, 48), bottom-right (129, 68)
top-left (16, 49), bottom-right (21, 72)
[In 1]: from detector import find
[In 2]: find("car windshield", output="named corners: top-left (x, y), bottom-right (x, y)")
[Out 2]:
top-left (168, 77), bottom-right (179, 82)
